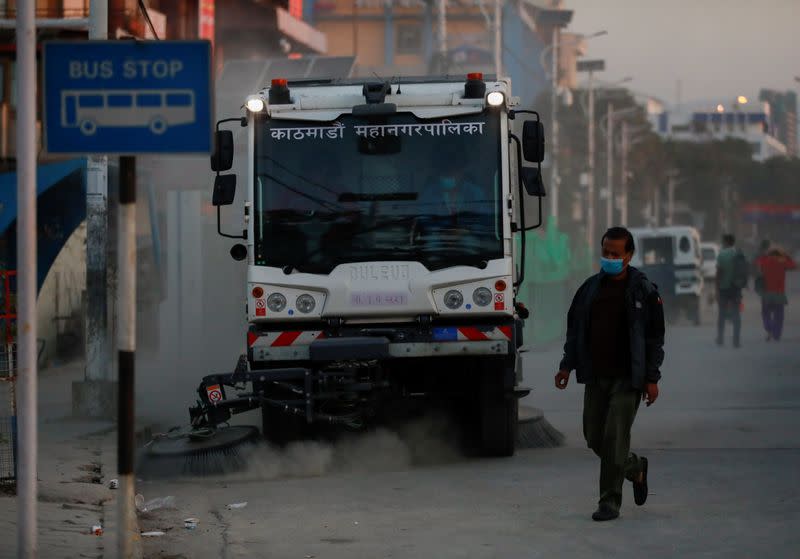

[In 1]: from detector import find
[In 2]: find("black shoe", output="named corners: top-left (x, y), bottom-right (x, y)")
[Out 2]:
top-left (633, 456), bottom-right (648, 506)
top-left (591, 504), bottom-right (620, 522)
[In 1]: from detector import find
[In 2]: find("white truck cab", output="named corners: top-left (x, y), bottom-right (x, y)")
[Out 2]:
top-left (192, 74), bottom-right (546, 457)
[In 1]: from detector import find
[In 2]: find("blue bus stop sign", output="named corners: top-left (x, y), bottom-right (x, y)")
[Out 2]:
top-left (43, 40), bottom-right (212, 154)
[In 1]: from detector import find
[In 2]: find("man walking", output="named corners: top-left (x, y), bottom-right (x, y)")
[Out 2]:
top-left (753, 239), bottom-right (771, 337)
top-left (555, 227), bottom-right (665, 521)
top-left (756, 246), bottom-right (796, 341)
top-left (716, 234), bottom-right (747, 348)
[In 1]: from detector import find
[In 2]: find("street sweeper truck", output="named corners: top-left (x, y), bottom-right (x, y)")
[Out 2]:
top-left (183, 74), bottom-right (546, 458)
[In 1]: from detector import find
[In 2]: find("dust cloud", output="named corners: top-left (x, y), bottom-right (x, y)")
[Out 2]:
top-left (232, 414), bottom-right (462, 482)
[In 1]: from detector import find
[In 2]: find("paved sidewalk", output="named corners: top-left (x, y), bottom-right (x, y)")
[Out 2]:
top-left (0, 361), bottom-right (140, 559)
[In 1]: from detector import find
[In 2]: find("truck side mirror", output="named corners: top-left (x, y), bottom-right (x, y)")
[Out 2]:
top-left (521, 167), bottom-right (546, 197)
top-left (522, 121), bottom-right (545, 163)
top-left (212, 174), bottom-right (237, 206)
top-left (211, 130), bottom-right (234, 172)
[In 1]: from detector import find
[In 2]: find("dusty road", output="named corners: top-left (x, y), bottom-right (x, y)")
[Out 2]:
top-left (138, 287), bottom-right (800, 559)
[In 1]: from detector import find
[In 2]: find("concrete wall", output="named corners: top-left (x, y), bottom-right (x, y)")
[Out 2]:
top-left (36, 222), bottom-right (86, 366)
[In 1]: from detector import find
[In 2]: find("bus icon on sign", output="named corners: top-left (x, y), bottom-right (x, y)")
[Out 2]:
top-left (61, 89), bottom-right (196, 136)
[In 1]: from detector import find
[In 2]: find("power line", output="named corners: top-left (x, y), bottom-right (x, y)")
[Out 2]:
top-left (138, 0), bottom-right (159, 40)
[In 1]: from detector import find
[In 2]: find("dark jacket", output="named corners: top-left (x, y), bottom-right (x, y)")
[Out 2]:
top-left (559, 266), bottom-right (665, 390)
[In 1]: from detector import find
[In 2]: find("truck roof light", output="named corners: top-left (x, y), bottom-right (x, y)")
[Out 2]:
top-left (464, 73), bottom-right (487, 100)
top-left (269, 78), bottom-right (291, 104)
top-left (486, 91), bottom-right (505, 107)
top-left (245, 96), bottom-right (265, 113)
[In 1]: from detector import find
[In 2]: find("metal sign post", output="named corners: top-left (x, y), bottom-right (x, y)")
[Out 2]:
top-left (82, 0), bottom-right (111, 419)
top-left (117, 156), bottom-right (136, 558)
top-left (16, 2), bottom-right (38, 557)
top-left (42, 39), bottom-right (212, 558)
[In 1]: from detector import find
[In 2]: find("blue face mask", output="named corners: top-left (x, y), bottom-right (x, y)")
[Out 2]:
top-left (600, 257), bottom-right (625, 275)
top-left (440, 177), bottom-right (457, 190)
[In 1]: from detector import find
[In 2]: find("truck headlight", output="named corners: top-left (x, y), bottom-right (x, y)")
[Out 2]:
top-left (296, 294), bottom-right (316, 314)
top-left (267, 292), bottom-right (287, 312)
top-left (473, 287), bottom-right (492, 307)
top-left (443, 290), bottom-right (464, 310)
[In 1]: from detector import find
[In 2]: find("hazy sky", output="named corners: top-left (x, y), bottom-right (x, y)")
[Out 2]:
top-left (566, 0), bottom-right (798, 106)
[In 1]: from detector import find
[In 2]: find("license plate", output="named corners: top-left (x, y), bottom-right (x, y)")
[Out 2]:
top-left (350, 292), bottom-right (408, 306)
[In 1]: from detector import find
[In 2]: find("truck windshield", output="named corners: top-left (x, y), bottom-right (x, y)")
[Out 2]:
top-left (253, 112), bottom-right (503, 273)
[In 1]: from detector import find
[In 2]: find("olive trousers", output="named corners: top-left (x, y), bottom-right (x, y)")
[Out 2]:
top-left (583, 377), bottom-right (645, 512)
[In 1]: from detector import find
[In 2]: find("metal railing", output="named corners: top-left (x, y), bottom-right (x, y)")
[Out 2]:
top-left (0, 270), bottom-right (16, 485)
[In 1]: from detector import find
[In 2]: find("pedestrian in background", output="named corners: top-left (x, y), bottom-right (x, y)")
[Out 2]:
top-left (716, 234), bottom-right (748, 348)
top-left (753, 239), bottom-right (771, 336)
top-left (555, 227), bottom-right (665, 522)
top-left (756, 246), bottom-right (797, 342)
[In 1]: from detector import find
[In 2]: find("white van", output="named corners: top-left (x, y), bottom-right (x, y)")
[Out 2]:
top-left (629, 226), bottom-right (704, 325)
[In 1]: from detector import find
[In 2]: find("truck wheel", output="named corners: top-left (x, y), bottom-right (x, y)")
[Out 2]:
top-left (479, 389), bottom-right (518, 457)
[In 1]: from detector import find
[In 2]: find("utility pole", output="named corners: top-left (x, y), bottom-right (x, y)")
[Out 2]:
top-left (535, 9), bottom-right (573, 223)
top-left (606, 102), bottom-right (614, 229)
top-left (620, 121), bottom-right (629, 226)
top-left (653, 181), bottom-right (661, 227)
top-left (438, 0), bottom-right (447, 63)
top-left (16, 1), bottom-right (37, 556)
top-left (667, 174), bottom-right (677, 227)
top-left (587, 69), bottom-right (595, 247)
top-left (577, 58), bottom-right (604, 255)
top-left (549, 24), bottom-right (560, 223)
top-left (493, 0), bottom-right (502, 77)
top-left (603, 103), bottom-right (639, 229)
top-left (77, 0), bottom-right (112, 418)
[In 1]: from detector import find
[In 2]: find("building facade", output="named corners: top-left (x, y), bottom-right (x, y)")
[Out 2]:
top-left (649, 100), bottom-right (789, 162)
top-left (310, 0), bottom-right (555, 115)
top-left (759, 89), bottom-right (797, 158)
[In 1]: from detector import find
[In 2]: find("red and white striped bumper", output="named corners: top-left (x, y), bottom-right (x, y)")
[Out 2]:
top-left (247, 325), bottom-right (512, 361)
